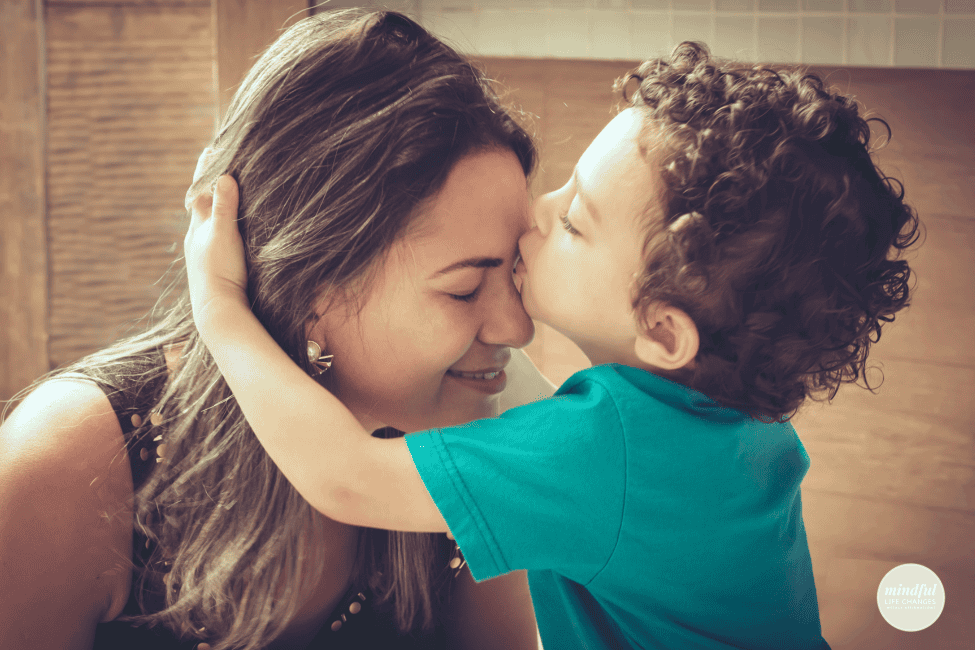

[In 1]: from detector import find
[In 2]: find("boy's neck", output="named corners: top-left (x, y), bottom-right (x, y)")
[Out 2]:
top-left (583, 351), bottom-right (693, 388)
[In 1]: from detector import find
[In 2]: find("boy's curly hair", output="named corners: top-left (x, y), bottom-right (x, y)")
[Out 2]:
top-left (620, 42), bottom-right (921, 422)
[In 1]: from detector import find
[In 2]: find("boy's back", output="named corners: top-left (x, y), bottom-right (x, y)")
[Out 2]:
top-left (409, 363), bottom-right (827, 649)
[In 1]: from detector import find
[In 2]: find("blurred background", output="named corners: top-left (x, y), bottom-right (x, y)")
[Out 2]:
top-left (2, 1), bottom-right (972, 648)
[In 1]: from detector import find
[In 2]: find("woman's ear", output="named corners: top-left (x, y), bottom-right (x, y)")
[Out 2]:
top-left (634, 303), bottom-right (699, 371)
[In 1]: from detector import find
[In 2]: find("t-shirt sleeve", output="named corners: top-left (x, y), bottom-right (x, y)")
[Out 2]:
top-left (405, 376), bottom-right (626, 584)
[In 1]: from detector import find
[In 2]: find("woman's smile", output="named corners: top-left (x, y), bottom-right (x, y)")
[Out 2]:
top-left (445, 367), bottom-right (508, 395)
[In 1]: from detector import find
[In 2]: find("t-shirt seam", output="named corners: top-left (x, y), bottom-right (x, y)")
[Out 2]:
top-left (582, 371), bottom-right (628, 587)
top-left (430, 429), bottom-right (511, 576)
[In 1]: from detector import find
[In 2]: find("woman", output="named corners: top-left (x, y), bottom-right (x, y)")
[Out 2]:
top-left (0, 10), bottom-right (551, 650)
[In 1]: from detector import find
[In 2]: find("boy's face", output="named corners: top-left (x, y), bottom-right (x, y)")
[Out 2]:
top-left (517, 108), bottom-right (662, 367)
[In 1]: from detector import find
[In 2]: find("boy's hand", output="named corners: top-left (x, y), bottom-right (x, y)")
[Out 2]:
top-left (184, 174), bottom-right (250, 336)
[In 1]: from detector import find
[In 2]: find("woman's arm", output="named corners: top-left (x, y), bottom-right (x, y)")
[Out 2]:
top-left (0, 380), bottom-right (135, 649)
top-left (185, 177), bottom-right (448, 533)
top-left (445, 568), bottom-right (539, 650)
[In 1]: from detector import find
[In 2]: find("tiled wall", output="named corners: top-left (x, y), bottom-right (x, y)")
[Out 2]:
top-left (316, 0), bottom-right (975, 68)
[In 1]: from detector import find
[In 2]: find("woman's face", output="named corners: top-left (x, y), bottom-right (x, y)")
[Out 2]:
top-left (312, 149), bottom-right (534, 433)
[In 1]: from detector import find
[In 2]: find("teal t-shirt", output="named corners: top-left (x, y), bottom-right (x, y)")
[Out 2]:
top-left (406, 364), bottom-right (829, 649)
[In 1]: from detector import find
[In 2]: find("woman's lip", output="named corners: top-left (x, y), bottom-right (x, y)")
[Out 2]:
top-left (445, 369), bottom-right (507, 395)
top-left (448, 367), bottom-right (505, 377)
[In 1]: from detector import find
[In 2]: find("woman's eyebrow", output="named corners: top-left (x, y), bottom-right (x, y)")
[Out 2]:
top-left (432, 257), bottom-right (504, 277)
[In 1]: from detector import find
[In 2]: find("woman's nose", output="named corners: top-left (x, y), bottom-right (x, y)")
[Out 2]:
top-left (479, 271), bottom-right (535, 349)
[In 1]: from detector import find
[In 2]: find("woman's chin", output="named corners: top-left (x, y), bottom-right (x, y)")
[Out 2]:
top-left (402, 399), bottom-right (499, 433)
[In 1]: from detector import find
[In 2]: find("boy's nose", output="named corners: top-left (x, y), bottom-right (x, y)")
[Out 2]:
top-left (529, 193), bottom-right (552, 237)
top-left (517, 227), bottom-right (538, 272)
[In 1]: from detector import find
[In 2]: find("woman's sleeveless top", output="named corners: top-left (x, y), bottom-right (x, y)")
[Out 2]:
top-left (88, 351), bottom-right (446, 650)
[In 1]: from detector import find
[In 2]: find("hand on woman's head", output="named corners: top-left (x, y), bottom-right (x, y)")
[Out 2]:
top-left (184, 174), bottom-right (249, 338)
top-left (184, 146), bottom-right (219, 211)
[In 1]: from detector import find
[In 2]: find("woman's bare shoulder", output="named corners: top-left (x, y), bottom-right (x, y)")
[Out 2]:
top-left (0, 378), bottom-right (135, 649)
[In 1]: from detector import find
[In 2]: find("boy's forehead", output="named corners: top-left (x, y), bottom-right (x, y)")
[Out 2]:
top-left (579, 108), bottom-right (663, 226)
top-left (585, 109), bottom-right (643, 159)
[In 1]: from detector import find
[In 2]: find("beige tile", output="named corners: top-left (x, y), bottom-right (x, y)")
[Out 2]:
top-left (894, 17), bottom-right (939, 67)
top-left (944, 0), bottom-right (975, 14)
top-left (894, 0), bottom-right (941, 13)
top-left (850, 0), bottom-right (892, 11)
top-left (714, 15), bottom-right (756, 61)
top-left (590, 10), bottom-right (632, 61)
top-left (942, 18), bottom-right (975, 68)
top-left (802, 17), bottom-right (845, 65)
top-left (630, 11), bottom-right (673, 60)
top-left (547, 9), bottom-right (590, 59)
top-left (760, 0), bottom-right (801, 11)
top-left (848, 16), bottom-right (892, 66)
top-left (758, 17), bottom-right (800, 63)
top-left (804, 0), bottom-right (845, 10)
top-left (718, 0), bottom-right (756, 10)
top-left (672, 13), bottom-right (713, 47)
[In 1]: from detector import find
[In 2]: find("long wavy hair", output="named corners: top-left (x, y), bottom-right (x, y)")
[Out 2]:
top-left (620, 42), bottom-right (921, 422)
top-left (18, 10), bottom-right (535, 650)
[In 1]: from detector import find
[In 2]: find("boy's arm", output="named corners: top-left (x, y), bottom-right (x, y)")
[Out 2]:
top-left (184, 176), bottom-right (448, 533)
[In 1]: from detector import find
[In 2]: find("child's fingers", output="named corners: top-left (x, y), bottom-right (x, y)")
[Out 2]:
top-left (184, 147), bottom-right (218, 211)
top-left (192, 147), bottom-right (216, 184)
top-left (211, 175), bottom-right (240, 231)
top-left (183, 173), bottom-right (249, 316)
top-left (189, 191), bottom-right (213, 225)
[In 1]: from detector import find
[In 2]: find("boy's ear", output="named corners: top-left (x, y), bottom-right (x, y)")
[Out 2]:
top-left (634, 303), bottom-right (699, 370)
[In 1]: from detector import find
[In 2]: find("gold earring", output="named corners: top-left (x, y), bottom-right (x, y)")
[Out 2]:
top-left (306, 340), bottom-right (334, 375)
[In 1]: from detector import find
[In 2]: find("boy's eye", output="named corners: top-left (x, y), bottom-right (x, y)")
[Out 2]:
top-left (559, 211), bottom-right (579, 235)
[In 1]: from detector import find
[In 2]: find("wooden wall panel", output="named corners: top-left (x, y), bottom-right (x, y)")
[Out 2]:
top-left (214, 0), bottom-right (309, 119)
top-left (45, 3), bottom-right (215, 368)
top-left (0, 0), bottom-right (48, 403)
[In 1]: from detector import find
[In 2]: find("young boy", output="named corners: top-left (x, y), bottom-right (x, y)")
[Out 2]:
top-left (185, 44), bottom-right (918, 649)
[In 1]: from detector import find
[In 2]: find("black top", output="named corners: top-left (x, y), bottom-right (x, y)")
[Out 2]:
top-left (87, 352), bottom-right (447, 650)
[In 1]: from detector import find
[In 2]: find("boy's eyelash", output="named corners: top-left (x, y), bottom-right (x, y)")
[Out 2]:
top-left (559, 211), bottom-right (579, 235)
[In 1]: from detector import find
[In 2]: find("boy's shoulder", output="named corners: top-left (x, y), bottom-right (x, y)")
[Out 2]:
top-left (558, 364), bottom-right (799, 445)
top-left (559, 364), bottom-right (744, 418)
